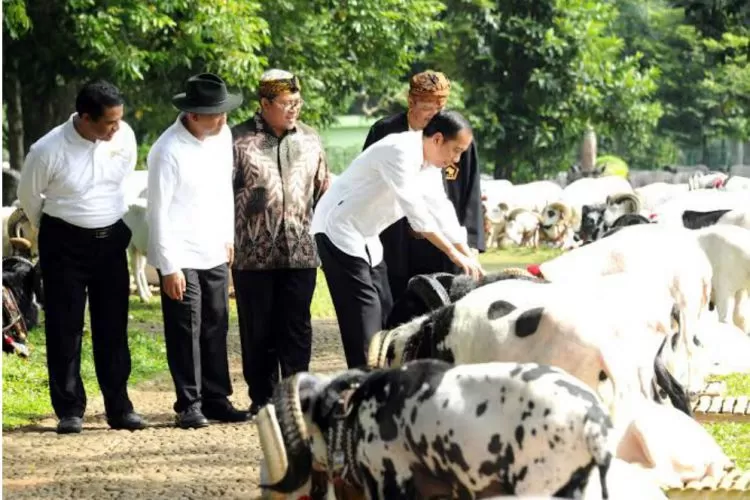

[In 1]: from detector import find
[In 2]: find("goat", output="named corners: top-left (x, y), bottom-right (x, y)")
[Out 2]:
top-left (258, 359), bottom-right (615, 499)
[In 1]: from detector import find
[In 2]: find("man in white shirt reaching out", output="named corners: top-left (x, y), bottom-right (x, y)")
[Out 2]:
top-left (147, 73), bottom-right (247, 429)
top-left (311, 110), bottom-right (485, 368)
top-left (17, 79), bottom-right (146, 434)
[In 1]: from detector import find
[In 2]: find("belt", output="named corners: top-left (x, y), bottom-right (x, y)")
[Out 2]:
top-left (42, 214), bottom-right (121, 239)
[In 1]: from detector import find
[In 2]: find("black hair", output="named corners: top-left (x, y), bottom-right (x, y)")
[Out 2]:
top-left (75, 79), bottom-right (124, 121)
top-left (423, 110), bottom-right (472, 140)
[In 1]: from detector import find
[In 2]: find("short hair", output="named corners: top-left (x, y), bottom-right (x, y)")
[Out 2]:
top-left (423, 110), bottom-right (472, 141)
top-left (75, 79), bottom-right (124, 121)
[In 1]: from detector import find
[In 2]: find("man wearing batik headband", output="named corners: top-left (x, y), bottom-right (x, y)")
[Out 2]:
top-left (231, 69), bottom-right (330, 418)
top-left (362, 70), bottom-right (485, 306)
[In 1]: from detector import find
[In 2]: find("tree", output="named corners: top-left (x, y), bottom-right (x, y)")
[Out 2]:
top-left (2, 0), bottom-right (444, 204)
top-left (426, 0), bottom-right (661, 181)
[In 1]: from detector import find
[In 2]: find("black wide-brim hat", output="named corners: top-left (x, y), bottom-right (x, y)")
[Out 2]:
top-left (172, 72), bottom-right (243, 114)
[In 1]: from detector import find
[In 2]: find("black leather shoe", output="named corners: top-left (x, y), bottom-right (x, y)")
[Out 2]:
top-left (176, 405), bottom-right (209, 429)
top-left (57, 416), bottom-right (83, 434)
top-left (108, 411), bottom-right (147, 431)
top-left (202, 402), bottom-right (248, 423)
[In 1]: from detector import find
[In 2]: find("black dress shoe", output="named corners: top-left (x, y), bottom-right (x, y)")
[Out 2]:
top-left (202, 402), bottom-right (248, 423)
top-left (108, 411), bottom-right (147, 431)
top-left (176, 405), bottom-right (209, 429)
top-left (57, 416), bottom-right (83, 434)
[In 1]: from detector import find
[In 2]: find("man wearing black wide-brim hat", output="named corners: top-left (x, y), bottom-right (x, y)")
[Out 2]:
top-left (146, 72), bottom-right (247, 429)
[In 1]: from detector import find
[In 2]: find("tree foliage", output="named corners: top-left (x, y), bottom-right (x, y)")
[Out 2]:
top-left (425, 0), bottom-right (662, 181)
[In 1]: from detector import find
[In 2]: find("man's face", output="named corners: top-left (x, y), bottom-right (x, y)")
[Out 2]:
top-left (426, 129), bottom-right (473, 168)
top-left (408, 96), bottom-right (444, 130)
top-left (262, 91), bottom-right (303, 132)
top-left (192, 112), bottom-right (227, 137)
top-left (84, 105), bottom-right (123, 141)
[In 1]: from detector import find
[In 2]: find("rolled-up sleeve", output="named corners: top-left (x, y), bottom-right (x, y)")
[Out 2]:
top-left (147, 152), bottom-right (180, 275)
top-left (377, 144), bottom-right (437, 233)
top-left (421, 168), bottom-right (468, 244)
top-left (17, 146), bottom-right (50, 228)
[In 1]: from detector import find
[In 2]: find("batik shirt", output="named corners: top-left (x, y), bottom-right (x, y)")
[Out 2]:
top-left (231, 112), bottom-right (330, 270)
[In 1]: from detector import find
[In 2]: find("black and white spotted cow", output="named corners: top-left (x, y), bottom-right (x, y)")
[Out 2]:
top-left (2, 256), bottom-right (44, 357)
top-left (257, 359), bottom-right (615, 499)
top-left (369, 273), bottom-right (694, 420)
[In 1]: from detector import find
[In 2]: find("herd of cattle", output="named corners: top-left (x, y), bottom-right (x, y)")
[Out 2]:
top-left (3, 163), bottom-right (750, 498)
top-left (256, 164), bottom-right (750, 498)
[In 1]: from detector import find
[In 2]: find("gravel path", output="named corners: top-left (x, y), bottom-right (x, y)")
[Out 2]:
top-left (3, 320), bottom-right (348, 500)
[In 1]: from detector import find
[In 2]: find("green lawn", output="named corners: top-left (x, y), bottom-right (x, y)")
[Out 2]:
top-left (2, 298), bottom-right (168, 430)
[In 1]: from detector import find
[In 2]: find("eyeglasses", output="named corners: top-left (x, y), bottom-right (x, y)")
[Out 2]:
top-left (273, 99), bottom-right (304, 112)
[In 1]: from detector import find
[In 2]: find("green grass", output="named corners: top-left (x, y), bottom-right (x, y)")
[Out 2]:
top-left (705, 373), bottom-right (750, 469)
top-left (2, 297), bottom-right (168, 430)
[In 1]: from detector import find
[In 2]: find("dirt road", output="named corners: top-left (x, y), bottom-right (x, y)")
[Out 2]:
top-left (3, 321), bottom-right (347, 500)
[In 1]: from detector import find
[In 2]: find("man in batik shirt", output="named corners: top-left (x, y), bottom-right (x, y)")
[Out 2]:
top-left (231, 69), bottom-right (330, 417)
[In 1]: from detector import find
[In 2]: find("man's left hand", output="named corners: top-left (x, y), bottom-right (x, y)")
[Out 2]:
top-left (226, 243), bottom-right (235, 266)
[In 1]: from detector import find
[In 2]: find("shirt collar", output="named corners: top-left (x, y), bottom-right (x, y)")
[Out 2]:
top-left (174, 113), bottom-right (206, 146)
top-left (63, 113), bottom-right (98, 148)
top-left (253, 111), bottom-right (297, 139)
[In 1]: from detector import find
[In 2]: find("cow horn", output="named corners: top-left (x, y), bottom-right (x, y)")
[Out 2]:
top-left (606, 192), bottom-right (641, 215)
top-left (7, 208), bottom-right (29, 239)
top-left (259, 374), bottom-right (315, 493)
top-left (407, 275), bottom-right (451, 311)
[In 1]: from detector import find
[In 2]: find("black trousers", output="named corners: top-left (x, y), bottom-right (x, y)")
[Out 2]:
top-left (158, 263), bottom-right (232, 413)
top-left (38, 214), bottom-right (134, 419)
top-left (381, 218), bottom-right (460, 304)
top-left (315, 233), bottom-right (393, 369)
top-left (232, 268), bottom-right (316, 406)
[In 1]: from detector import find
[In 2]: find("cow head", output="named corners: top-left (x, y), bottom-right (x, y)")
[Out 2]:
top-left (257, 370), bottom-right (369, 497)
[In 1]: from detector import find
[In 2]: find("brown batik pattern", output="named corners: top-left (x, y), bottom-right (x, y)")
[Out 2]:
top-left (232, 113), bottom-right (330, 270)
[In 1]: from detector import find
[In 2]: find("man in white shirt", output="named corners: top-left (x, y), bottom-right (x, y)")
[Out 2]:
top-left (17, 79), bottom-right (145, 434)
top-left (147, 73), bottom-right (247, 429)
top-left (311, 110), bottom-right (485, 368)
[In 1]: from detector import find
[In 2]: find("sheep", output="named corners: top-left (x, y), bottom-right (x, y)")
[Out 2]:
top-left (384, 269), bottom-right (545, 330)
top-left (692, 224), bottom-right (750, 334)
top-left (370, 272), bottom-right (693, 417)
top-left (723, 175), bottom-right (750, 191)
top-left (577, 193), bottom-right (642, 244)
top-left (558, 176), bottom-right (634, 231)
top-left (2, 256), bottom-right (44, 357)
top-left (258, 359), bottom-right (616, 499)
top-left (121, 199), bottom-right (152, 303)
top-left (538, 202), bottom-right (577, 249)
top-left (503, 208), bottom-right (542, 248)
top-left (2, 206), bottom-right (38, 259)
top-left (532, 224), bottom-right (714, 396)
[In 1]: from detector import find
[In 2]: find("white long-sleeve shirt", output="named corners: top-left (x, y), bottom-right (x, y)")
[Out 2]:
top-left (310, 130), bottom-right (467, 266)
top-left (17, 113), bottom-right (138, 229)
top-left (146, 116), bottom-right (234, 275)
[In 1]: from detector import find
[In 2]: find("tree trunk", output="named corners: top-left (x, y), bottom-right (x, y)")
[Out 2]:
top-left (580, 127), bottom-right (597, 173)
top-left (3, 70), bottom-right (25, 205)
top-left (493, 143), bottom-right (514, 180)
